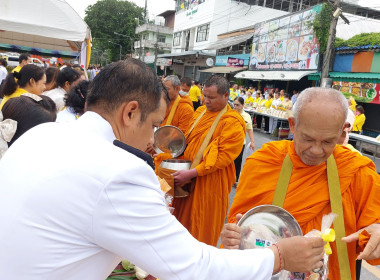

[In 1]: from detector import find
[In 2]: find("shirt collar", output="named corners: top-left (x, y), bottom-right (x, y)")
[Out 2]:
top-left (77, 111), bottom-right (116, 143)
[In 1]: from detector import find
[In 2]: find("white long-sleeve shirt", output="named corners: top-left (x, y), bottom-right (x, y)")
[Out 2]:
top-left (0, 112), bottom-right (274, 280)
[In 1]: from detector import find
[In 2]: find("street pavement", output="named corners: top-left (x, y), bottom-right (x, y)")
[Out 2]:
top-left (224, 130), bottom-right (380, 279)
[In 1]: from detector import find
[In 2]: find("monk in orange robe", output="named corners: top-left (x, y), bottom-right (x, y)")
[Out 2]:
top-left (222, 87), bottom-right (380, 280)
top-left (172, 75), bottom-right (246, 246)
top-left (162, 75), bottom-right (194, 134)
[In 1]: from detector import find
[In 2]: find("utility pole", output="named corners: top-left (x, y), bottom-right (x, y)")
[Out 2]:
top-left (153, 27), bottom-right (159, 74)
top-left (321, 0), bottom-right (340, 87)
top-left (144, 0), bottom-right (148, 23)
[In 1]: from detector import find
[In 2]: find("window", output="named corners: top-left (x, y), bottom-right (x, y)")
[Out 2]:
top-left (196, 23), bottom-right (210, 42)
top-left (173, 32), bottom-right (181, 46)
top-left (158, 35), bottom-right (166, 43)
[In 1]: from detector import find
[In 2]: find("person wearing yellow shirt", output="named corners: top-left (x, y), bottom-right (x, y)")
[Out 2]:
top-left (229, 84), bottom-right (239, 101)
top-left (11, 53), bottom-right (31, 74)
top-left (348, 97), bottom-right (357, 113)
top-left (189, 80), bottom-right (202, 111)
top-left (244, 91), bottom-right (254, 107)
top-left (352, 105), bottom-right (366, 133)
top-left (263, 92), bottom-right (273, 133)
top-left (0, 64), bottom-right (46, 110)
top-left (279, 89), bottom-right (285, 101)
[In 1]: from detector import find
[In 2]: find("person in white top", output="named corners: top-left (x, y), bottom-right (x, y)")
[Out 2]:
top-left (0, 58), bottom-right (8, 85)
top-left (0, 58), bottom-right (324, 280)
top-left (269, 92), bottom-right (282, 134)
top-left (56, 80), bottom-right (90, 123)
top-left (43, 67), bottom-right (83, 112)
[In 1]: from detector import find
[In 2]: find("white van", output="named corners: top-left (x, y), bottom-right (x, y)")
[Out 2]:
top-left (6, 56), bottom-right (19, 67)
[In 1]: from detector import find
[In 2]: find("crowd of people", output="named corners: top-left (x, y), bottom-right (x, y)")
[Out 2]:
top-left (0, 56), bottom-right (379, 280)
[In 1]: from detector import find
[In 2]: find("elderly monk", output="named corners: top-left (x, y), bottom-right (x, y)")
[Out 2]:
top-left (223, 87), bottom-right (380, 280)
top-left (172, 75), bottom-right (246, 246)
top-left (162, 75), bottom-right (194, 134)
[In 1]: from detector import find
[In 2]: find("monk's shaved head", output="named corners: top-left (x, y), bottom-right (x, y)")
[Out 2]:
top-left (289, 87), bottom-right (349, 166)
top-left (293, 87), bottom-right (348, 128)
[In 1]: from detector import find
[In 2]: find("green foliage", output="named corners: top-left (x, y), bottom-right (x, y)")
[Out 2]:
top-left (334, 33), bottom-right (380, 48)
top-left (85, 0), bottom-right (144, 63)
top-left (312, 3), bottom-right (333, 54)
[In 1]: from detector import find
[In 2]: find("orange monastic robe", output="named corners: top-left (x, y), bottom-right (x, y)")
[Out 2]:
top-left (161, 95), bottom-right (194, 134)
top-left (229, 141), bottom-right (380, 280)
top-left (173, 105), bottom-right (246, 246)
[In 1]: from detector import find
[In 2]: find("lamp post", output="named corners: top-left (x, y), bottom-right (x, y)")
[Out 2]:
top-left (114, 32), bottom-right (134, 57)
top-left (108, 40), bottom-right (122, 61)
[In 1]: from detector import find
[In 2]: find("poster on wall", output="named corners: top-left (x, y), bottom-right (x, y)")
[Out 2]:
top-left (249, 5), bottom-right (321, 71)
top-left (332, 81), bottom-right (380, 104)
top-left (226, 57), bottom-right (244, 67)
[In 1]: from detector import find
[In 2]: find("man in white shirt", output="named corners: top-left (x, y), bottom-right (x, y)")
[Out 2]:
top-left (269, 92), bottom-right (282, 134)
top-left (0, 58), bottom-right (324, 280)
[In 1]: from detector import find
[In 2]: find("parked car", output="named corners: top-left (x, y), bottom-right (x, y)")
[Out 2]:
top-left (31, 58), bottom-right (44, 68)
top-left (6, 55), bottom-right (19, 67)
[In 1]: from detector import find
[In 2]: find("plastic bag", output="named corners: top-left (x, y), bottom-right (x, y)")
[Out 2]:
top-left (245, 142), bottom-right (255, 157)
top-left (280, 213), bottom-right (337, 280)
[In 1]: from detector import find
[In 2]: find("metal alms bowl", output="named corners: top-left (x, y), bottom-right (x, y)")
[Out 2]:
top-left (153, 125), bottom-right (186, 158)
top-left (160, 159), bottom-right (191, 171)
top-left (237, 205), bottom-right (302, 250)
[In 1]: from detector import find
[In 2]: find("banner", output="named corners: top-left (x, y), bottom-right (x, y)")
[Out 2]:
top-left (249, 5), bottom-right (322, 71)
top-left (227, 57), bottom-right (244, 68)
top-left (333, 81), bottom-right (380, 104)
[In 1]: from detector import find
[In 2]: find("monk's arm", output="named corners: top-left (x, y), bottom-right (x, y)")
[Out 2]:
top-left (195, 119), bottom-right (245, 177)
top-left (177, 103), bottom-right (194, 135)
top-left (352, 166), bottom-right (380, 264)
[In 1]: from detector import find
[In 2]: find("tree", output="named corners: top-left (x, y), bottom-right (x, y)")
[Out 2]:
top-left (85, 0), bottom-right (144, 63)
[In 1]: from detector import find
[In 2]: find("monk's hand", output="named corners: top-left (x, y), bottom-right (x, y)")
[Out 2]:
top-left (172, 168), bottom-right (197, 187)
top-left (274, 236), bottom-right (325, 273)
top-left (220, 214), bottom-right (243, 249)
top-left (342, 223), bottom-right (380, 261)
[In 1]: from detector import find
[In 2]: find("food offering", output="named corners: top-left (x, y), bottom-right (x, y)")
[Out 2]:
top-left (266, 42), bottom-right (276, 63)
top-left (275, 40), bottom-right (287, 62)
top-left (286, 38), bottom-right (299, 61)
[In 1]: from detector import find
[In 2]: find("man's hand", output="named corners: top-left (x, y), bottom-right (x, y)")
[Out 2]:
top-left (273, 236), bottom-right (325, 273)
top-left (249, 142), bottom-right (255, 151)
top-left (145, 143), bottom-right (155, 155)
top-left (342, 223), bottom-right (380, 261)
top-left (220, 214), bottom-right (243, 249)
top-left (172, 169), bottom-right (197, 187)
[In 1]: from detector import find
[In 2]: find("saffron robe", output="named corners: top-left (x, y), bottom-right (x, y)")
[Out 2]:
top-left (161, 95), bottom-right (194, 135)
top-left (228, 141), bottom-right (380, 280)
top-left (173, 105), bottom-right (246, 246)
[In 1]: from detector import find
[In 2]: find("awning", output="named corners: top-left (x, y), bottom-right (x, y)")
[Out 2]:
top-left (308, 72), bottom-right (380, 83)
top-left (235, 70), bottom-right (317, 81)
top-left (199, 66), bottom-right (247, 74)
top-left (157, 51), bottom-right (215, 59)
top-left (202, 33), bottom-right (253, 50)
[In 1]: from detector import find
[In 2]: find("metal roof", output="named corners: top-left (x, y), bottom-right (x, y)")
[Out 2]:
top-left (202, 33), bottom-right (253, 51)
top-left (309, 72), bottom-right (380, 83)
top-left (199, 66), bottom-right (247, 74)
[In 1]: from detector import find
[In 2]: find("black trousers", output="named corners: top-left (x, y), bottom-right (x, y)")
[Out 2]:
top-left (264, 116), bottom-right (270, 132)
top-left (192, 101), bottom-right (200, 111)
top-left (256, 115), bottom-right (262, 129)
top-left (234, 145), bottom-right (245, 181)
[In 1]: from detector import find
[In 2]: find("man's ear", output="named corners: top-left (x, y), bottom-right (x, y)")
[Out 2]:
top-left (121, 101), bottom-right (139, 126)
top-left (288, 117), bottom-right (296, 134)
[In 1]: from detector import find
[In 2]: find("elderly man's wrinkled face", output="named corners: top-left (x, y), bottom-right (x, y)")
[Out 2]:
top-left (290, 102), bottom-right (346, 166)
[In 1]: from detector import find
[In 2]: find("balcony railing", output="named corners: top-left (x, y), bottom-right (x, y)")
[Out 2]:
top-left (135, 23), bottom-right (173, 35)
top-left (134, 40), bottom-right (172, 50)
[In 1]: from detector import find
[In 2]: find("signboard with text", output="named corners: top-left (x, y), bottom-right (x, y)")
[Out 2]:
top-left (249, 5), bottom-right (322, 71)
top-left (227, 57), bottom-right (245, 68)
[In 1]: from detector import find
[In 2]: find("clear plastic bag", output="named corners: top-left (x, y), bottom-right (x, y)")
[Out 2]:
top-left (280, 213), bottom-right (337, 280)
